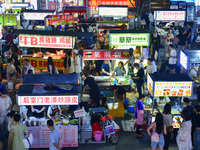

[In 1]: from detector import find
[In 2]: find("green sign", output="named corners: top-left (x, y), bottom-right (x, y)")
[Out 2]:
top-left (110, 33), bottom-right (150, 46)
top-left (0, 14), bottom-right (17, 26)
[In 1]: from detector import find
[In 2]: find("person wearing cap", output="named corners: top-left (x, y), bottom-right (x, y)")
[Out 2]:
top-left (166, 44), bottom-right (177, 74)
top-left (139, 57), bottom-right (144, 68)
top-left (74, 49), bottom-right (81, 80)
top-left (114, 61), bottom-right (126, 76)
top-left (24, 59), bottom-right (35, 75)
top-left (0, 89), bottom-right (12, 139)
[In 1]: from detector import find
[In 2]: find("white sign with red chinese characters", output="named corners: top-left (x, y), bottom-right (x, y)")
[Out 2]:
top-left (74, 108), bottom-right (85, 118)
top-left (23, 12), bottom-right (53, 20)
top-left (19, 34), bottom-right (73, 49)
top-left (18, 95), bottom-right (78, 105)
top-left (155, 11), bottom-right (186, 21)
top-left (28, 125), bottom-right (78, 148)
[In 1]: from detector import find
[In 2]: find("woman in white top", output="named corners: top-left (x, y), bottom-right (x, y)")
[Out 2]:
top-left (162, 103), bottom-right (173, 150)
top-left (176, 109), bottom-right (193, 150)
top-left (167, 44), bottom-right (177, 74)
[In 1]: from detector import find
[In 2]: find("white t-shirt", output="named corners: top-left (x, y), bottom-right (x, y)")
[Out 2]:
top-left (28, 25), bottom-right (33, 30)
top-left (169, 49), bottom-right (177, 65)
top-left (88, 26), bottom-right (93, 32)
top-left (25, 65), bottom-right (35, 74)
top-left (68, 57), bottom-right (75, 73)
top-left (157, 97), bottom-right (170, 107)
top-left (75, 55), bottom-right (81, 73)
top-left (139, 63), bottom-right (144, 68)
top-left (149, 13), bottom-right (154, 22)
top-left (166, 33), bottom-right (174, 45)
top-left (146, 65), bottom-right (154, 74)
top-left (0, 96), bottom-right (12, 117)
top-left (152, 61), bottom-right (157, 72)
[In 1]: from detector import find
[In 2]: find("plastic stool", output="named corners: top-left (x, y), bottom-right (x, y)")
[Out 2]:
top-left (123, 98), bottom-right (129, 108)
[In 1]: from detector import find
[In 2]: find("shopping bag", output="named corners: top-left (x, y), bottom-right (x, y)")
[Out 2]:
top-left (23, 133), bottom-right (34, 148)
top-left (105, 125), bottom-right (115, 135)
top-left (8, 82), bottom-right (13, 90)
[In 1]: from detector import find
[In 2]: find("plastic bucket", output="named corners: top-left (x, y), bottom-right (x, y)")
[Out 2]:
top-left (94, 131), bottom-right (103, 141)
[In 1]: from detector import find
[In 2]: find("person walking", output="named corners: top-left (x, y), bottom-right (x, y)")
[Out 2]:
top-left (132, 63), bottom-right (145, 97)
top-left (7, 58), bottom-right (16, 92)
top-left (193, 105), bottom-right (200, 150)
top-left (176, 109), bottom-right (193, 150)
top-left (176, 28), bottom-right (187, 58)
top-left (47, 119), bottom-right (62, 150)
top-left (165, 28), bottom-right (174, 53)
top-left (162, 103), bottom-right (173, 150)
top-left (147, 113), bottom-right (167, 150)
top-left (10, 114), bottom-right (28, 150)
top-left (135, 94), bottom-right (146, 138)
top-left (166, 44), bottom-right (177, 74)
top-left (186, 24), bottom-right (192, 50)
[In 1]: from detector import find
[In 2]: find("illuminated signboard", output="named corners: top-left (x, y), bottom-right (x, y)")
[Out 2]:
top-left (18, 95), bottom-right (79, 105)
top-left (147, 74), bottom-right (153, 95)
top-left (0, 14), bottom-right (17, 26)
top-left (83, 50), bottom-right (129, 60)
top-left (154, 10), bottom-right (186, 21)
top-left (154, 82), bottom-right (192, 97)
top-left (23, 12), bottom-right (54, 20)
top-left (98, 6), bottom-right (128, 17)
top-left (20, 57), bottom-right (64, 70)
top-left (19, 34), bottom-right (73, 49)
top-left (110, 33), bottom-right (150, 46)
top-left (180, 51), bottom-right (189, 70)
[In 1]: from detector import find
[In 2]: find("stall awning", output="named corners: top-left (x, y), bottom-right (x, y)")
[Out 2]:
top-left (64, 6), bottom-right (87, 13)
top-left (15, 30), bottom-right (93, 37)
top-left (23, 74), bottom-right (78, 84)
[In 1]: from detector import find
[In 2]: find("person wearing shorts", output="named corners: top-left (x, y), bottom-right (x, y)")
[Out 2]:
top-left (151, 134), bottom-right (165, 148)
top-left (167, 44), bottom-right (177, 74)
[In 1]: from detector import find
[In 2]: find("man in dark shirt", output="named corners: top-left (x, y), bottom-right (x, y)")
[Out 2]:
top-left (176, 28), bottom-right (187, 59)
top-left (132, 63), bottom-right (144, 97)
top-left (81, 72), bottom-right (102, 107)
top-left (186, 24), bottom-right (192, 50)
top-left (78, 13), bottom-right (84, 22)
top-left (101, 60), bottom-right (110, 76)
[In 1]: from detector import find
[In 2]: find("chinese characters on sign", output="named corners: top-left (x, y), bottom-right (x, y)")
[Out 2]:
top-left (28, 125), bottom-right (78, 148)
top-left (88, 0), bottom-right (134, 7)
top-left (18, 95), bottom-right (79, 105)
top-left (110, 33), bottom-right (150, 47)
top-left (48, 15), bottom-right (74, 25)
top-left (155, 11), bottom-right (186, 21)
top-left (83, 50), bottom-right (130, 60)
top-left (20, 57), bottom-right (64, 70)
top-left (98, 7), bottom-right (128, 17)
top-left (19, 35), bottom-right (73, 49)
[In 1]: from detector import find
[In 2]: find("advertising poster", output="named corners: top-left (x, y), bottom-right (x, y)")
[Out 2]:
top-left (49, 1), bottom-right (56, 10)
top-left (48, 15), bottom-right (74, 25)
top-left (99, 7), bottom-right (128, 17)
top-left (110, 33), bottom-right (150, 47)
top-left (154, 82), bottom-right (192, 97)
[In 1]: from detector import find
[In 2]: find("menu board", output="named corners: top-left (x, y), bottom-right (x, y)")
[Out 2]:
top-left (147, 74), bottom-right (153, 95)
top-left (154, 10), bottom-right (186, 21)
top-left (110, 33), bottom-right (150, 47)
top-left (27, 125), bottom-right (78, 148)
top-left (154, 82), bottom-right (192, 97)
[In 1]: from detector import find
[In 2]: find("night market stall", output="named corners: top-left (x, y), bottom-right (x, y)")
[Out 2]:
top-left (147, 73), bottom-right (193, 128)
top-left (17, 74), bottom-right (80, 148)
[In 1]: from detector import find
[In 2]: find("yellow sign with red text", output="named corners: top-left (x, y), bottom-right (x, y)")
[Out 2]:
top-left (20, 57), bottom-right (64, 70)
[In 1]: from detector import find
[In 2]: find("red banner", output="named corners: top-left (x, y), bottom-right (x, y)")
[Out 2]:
top-left (83, 50), bottom-right (130, 60)
top-left (48, 15), bottom-right (74, 25)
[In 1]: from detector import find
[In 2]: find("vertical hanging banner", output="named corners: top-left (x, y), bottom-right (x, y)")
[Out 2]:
top-left (49, 1), bottom-right (56, 10)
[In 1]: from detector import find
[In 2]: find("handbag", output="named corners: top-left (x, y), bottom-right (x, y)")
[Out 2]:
top-left (167, 126), bottom-right (174, 133)
top-left (23, 133), bottom-right (34, 148)
top-left (151, 133), bottom-right (159, 142)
